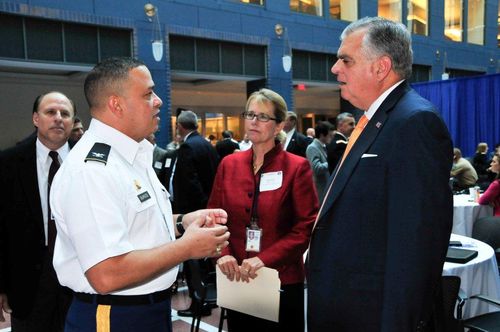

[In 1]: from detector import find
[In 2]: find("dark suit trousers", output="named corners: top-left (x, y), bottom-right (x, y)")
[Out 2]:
top-left (227, 283), bottom-right (304, 332)
top-left (11, 251), bottom-right (72, 332)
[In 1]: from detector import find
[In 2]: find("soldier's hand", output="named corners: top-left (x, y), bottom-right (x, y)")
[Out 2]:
top-left (183, 216), bottom-right (229, 259)
top-left (0, 293), bottom-right (12, 322)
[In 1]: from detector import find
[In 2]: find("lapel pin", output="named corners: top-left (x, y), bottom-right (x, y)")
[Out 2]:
top-left (376, 122), bottom-right (382, 128)
top-left (134, 179), bottom-right (142, 191)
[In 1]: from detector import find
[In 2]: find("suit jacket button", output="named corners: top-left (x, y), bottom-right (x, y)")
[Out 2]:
top-left (245, 207), bottom-right (250, 213)
top-left (248, 192), bottom-right (253, 198)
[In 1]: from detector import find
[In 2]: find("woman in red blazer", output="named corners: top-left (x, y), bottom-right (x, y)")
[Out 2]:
top-left (208, 88), bottom-right (318, 331)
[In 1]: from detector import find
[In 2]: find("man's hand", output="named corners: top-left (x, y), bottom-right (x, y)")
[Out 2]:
top-left (182, 216), bottom-right (229, 259)
top-left (0, 293), bottom-right (11, 322)
top-left (183, 209), bottom-right (228, 228)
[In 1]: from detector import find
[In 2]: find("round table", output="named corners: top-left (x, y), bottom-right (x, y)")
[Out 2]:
top-left (443, 234), bottom-right (500, 318)
top-left (452, 194), bottom-right (493, 237)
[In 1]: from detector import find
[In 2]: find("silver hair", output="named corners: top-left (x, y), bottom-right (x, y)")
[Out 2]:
top-left (335, 112), bottom-right (354, 127)
top-left (177, 110), bottom-right (198, 130)
top-left (341, 17), bottom-right (413, 80)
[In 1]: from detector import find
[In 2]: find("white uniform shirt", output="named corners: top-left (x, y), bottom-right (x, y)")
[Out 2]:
top-left (51, 119), bottom-right (177, 295)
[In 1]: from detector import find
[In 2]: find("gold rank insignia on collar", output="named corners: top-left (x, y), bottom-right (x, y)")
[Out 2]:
top-left (134, 179), bottom-right (142, 191)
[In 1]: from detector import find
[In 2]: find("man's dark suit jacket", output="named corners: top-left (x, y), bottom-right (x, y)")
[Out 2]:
top-left (326, 132), bottom-right (348, 174)
top-left (307, 82), bottom-right (453, 331)
top-left (0, 136), bottom-right (48, 318)
top-left (172, 131), bottom-right (219, 214)
top-left (215, 138), bottom-right (239, 160)
top-left (286, 130), bottom-right (309, 158)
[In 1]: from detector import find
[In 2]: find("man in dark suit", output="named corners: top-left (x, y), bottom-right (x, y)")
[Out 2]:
top-left (283, 111), bottom-right (309, 158)
top-left (326, 112), bottom-right (355, 173)
top-left (307, 17), bottom-right (453, 332)
top-left (215, 130), bottom-right (240, 160)
top-left (171, 110), bottom-right (219, 317)
top-left (171, 110), bottom-right (219, 214)
top-left (0, 91), bottom-right (75, 331)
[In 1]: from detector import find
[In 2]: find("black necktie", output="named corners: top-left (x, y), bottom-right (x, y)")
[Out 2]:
top-left (47, 150), bottom-right (60, 253)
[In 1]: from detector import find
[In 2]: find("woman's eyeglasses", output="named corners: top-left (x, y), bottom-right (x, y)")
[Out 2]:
top-left (241, 111), bottom-right (278, 123)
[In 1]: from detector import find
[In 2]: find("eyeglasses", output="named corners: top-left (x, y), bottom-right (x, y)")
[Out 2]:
top-left (241, 111), bottom-right (278, 123)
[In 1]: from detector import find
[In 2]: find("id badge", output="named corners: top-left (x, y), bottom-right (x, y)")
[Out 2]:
top-left (245, 227), bottom-right (262, 252)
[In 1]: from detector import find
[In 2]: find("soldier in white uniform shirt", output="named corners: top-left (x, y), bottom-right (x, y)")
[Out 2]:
top-left (50, 57), bottom-right (229, 332)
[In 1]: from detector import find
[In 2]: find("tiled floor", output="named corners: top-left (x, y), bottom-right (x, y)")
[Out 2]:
top-left (0, 283), bottom-right (227, 332)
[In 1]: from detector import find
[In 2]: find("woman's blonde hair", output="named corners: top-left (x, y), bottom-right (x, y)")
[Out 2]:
top-left (476, 142), bottom-right (488, 153)
top-left (245, 88), bottom-right (287, 123)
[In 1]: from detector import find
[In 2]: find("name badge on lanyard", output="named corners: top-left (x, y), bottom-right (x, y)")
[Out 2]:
top-left (245, 226), bottom-right (262, 252)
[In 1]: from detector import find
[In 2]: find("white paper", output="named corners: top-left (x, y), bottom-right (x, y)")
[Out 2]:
top-left (259, 171), bottom-right (283, 192)
top-left (165, 158), bottom-right (172, 168)
top-left (216, 265), bottom-right (281, 322)
top-left (154, 161), bottom-right (163, 169)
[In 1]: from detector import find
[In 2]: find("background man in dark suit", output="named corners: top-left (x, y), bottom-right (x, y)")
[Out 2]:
top-left (171, 110), bottom-right (219, 214)
top-left (215, 130), bottom-right (240, 161)
top-left (326, 112), bottom-right (355, 173)
top-left (283, 111), bottom-right (309, 158)
top-left (0, 91), bottom-right (75, 331)
top-left (171, 110), bottom-right (219, 317)
top-left (307, 17), bottom-right (453, 331)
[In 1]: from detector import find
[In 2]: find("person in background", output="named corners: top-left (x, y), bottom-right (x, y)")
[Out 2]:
top-left (211, 88), bottom-right (318, 331)
top-left (305, 127), bottom-right (315, 144)
top-left (215, 130), bottom-right (240, 160)
top-left (307, 17), bottom-right (453, 331)
top-left (306, 121), bottom-right (334, 201)
top-left (451, 148), bottom-right (478, 190)
top-left (68, 116), bottom-right (85, 147)
top-left (49, 57), bottom-right (229, 332)
top-left (146, 132), bottom-right (168, 178)
top-left (478, 153), bottom-right (500, 216)
top-left (166, 134), bottom-right (181, 151)
top-left (473, 142), bottom-right (491, 189)
top-left (0, 91), bottom-right (75, 332)
top-left (283, 111), bottom-right (309, 158)
top-left (238, 133), bottom-right (252, 151)
top-left (326, 112), bottom-right (355, 174)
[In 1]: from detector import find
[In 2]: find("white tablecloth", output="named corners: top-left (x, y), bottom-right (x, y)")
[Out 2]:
top-left (443, 234), bottom-right (500, 318)
top-left (452, 195), bottom-right (493, 237)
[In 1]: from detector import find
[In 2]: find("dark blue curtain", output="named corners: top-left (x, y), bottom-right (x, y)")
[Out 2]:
top-left (412, 73), bottom-right (500, 158)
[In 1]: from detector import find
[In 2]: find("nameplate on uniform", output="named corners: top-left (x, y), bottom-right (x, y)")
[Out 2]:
top-left (85, 143), bottom-right (111, 165)
top-left (137, 191), bottom-right (151, 203)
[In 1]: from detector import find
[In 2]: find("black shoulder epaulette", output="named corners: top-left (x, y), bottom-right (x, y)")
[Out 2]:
top-left (85, 143), bottom-right (111, 165)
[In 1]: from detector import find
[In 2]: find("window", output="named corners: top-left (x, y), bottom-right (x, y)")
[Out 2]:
top-left (498, 0), bottom-right (500, 47)
top-left (329, 0), bottom-right (357, 21)
top-left (378, 0), bottom-right (402, 23)
top-left (467, 0), bottom-right (484, 45)
top-left (169, 35), bottom-right (266, 77)
top-left (444, 0), bottom-right (463, 41)
top-left (239, 0), bottom-right (264, 4)
top-left (410, 64), bottom-right (430, 83)
top-left (290, 0), bottom-right (323, 16)
top-left (0, 13), bottom-right (131, 63)
top-left (292, 50), bottom-right (337, 83)
top-left (407, 0), bottom-right (428, 36)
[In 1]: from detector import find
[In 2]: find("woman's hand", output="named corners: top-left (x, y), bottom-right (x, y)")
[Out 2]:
top-left (239, 257), bottom-right (264, 282)
top-left (217, 255), bottom-right (241, 281)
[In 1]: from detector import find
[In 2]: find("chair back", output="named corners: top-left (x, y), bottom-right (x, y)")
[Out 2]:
top-left (472, 216), bottom-right (500, 251)
top-left (439, 276), bottom-right (464, 332)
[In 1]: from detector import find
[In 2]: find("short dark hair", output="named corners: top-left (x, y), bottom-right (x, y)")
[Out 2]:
top-left (32, 91), bottom-right (76, 115)
top-left (222, 130), bottom-right (233, 139)
top-left (315, 121), bottom-right (334, 138)
top-left (73, 115), bottom-right (82, 124)
top-left (84, 57), bottom-right (145, 109)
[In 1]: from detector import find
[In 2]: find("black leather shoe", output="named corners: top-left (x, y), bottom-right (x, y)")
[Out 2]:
top-left (177, 305), bottom-right (212, 317)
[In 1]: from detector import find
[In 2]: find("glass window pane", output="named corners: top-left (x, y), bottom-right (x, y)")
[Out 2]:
top-left (0, 13), bottom-right (24, 58)
top-left (239, 0), bottom-right (264, 4)
top-left (100, 28), bottom-right (131, 60)
top-left (292, 51), bottom-right (309, 80)
top-left (227, 116), bottom-right (241, 141)
top-left (26, 18), bottom-right (63, 61)
top-left (196, 39), bottom-right (220, 73)
top-left (310, 52), bottom-right (327, 81)
top-left (444, 0), bottom-right (463, 42)
top-left (65, 24), bottom-right (98, 64)
top-left (244, 45), bottom-right (265, 76)
top-left (221, 42), bottom-right (243, 75)
top-left (467, 0), bottom-right (484, 45)
top-left (205, 113), bottom-right (224, 141)
top-left (329, 0), bottom-right (358, 21)
top-left (408, 0), bottom-right (428, 36)
top-left (378, 0), bottom-right (402, 22)
top-left (170, 35), bottom-right (195, 71)
top-left (290, 0), bottom-right (323, 16)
